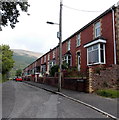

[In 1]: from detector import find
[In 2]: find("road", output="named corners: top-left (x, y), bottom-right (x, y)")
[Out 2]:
top-left (1, 81), bottom-right (110, 119)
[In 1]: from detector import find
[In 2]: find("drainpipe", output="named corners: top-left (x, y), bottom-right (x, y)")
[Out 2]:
top-left (111, 6), bottom-right (117, 64)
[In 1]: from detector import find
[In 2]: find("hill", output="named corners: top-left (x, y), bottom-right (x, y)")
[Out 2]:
top-left (10, 49), bottom-right (43, 78)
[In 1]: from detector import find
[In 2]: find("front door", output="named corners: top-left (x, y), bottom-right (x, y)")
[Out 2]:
top-left (77, 52), bottom-right (81, 71)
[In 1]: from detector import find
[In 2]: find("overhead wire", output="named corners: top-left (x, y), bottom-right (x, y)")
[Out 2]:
top-left (63, 4), bottom-right (104, 13)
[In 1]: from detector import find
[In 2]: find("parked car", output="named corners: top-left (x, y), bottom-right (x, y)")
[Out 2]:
top-left (13, 77), bottom-right (16, 81)
top-left (15, 77), bottom-right (23, 82)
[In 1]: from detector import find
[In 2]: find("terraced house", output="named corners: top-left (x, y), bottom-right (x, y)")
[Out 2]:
top-left (23, 3), bottom-right (119, 92)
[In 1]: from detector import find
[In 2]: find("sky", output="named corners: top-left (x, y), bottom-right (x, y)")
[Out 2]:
top-left (0, 0), bottom-right (119, 54)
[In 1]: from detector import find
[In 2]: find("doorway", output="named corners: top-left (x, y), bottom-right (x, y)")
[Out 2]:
top-left (77, 52), bottom-right (81, 71)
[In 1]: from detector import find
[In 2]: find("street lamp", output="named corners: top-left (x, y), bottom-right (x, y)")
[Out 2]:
top-left (46, 21), bottom-right (59, 25)
top-left (46, 0), bottom-right (63, 92)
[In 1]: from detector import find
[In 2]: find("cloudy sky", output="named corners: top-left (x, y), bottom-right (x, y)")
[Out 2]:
top-left (0, 0), bottom-right (118, 54)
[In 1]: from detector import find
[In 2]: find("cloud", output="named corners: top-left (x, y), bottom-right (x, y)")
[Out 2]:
top-left (0, 0), bottom-right (118, 53)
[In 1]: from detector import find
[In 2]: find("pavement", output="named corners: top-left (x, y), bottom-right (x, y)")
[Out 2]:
top-left (23, 80), bottom-right (118, 119)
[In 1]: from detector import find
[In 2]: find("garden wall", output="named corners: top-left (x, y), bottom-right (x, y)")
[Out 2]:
top-left (88, 65), bottom-right (119, 92)
top-left (36, 76), bottom-right (87, 92)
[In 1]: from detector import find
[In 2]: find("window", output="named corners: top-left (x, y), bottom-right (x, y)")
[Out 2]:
top-left (53, 50), bottom-right (55, 58)
top-left (48, 54), bottom-right (50, 61)
top-left (63, 55), bottom-right (72, 66)
top-left (94, 21), bottom-right (101, 38)
top-left (67, 40), bottom-right (70, 51)
top-left (41, 65), bottom-right (46, 74)
top-left (88, 44), bottom-right (99, 64)
top-left (77, 52), bottom-right (81, 71)
top-left (100, 44), bottom-right (104, 63)
top-left (49, 60), bottom-right (56, 69)
top-left (44, 56), bottom-right (46, 62)
top-left (41, 58), bottom-right (43, 64)
top-left (87, 43), bottom-right (105, 65)
top-left (76, 34), bottom-right (81, 47)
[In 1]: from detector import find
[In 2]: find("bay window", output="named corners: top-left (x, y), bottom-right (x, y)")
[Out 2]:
top-left (84, 38), bottom-right (106, 65)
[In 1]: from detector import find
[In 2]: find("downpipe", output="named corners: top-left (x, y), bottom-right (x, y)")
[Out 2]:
top-left (112, 7), bottom-right (117, 64)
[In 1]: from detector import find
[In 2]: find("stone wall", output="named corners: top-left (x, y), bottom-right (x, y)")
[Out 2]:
top-left (88, 65), bottom-right (119, 92)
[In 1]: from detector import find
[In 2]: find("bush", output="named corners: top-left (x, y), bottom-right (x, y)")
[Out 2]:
top-left (62, 63), bottom-right (69, 70)
top-left (96, 89), bottom-right (119, 98)
top-left (49, 65), bottom-right (59, 77)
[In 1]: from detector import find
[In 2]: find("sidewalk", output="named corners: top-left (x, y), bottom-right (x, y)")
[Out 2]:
top-left (23, 80), bottom-right (118, 119)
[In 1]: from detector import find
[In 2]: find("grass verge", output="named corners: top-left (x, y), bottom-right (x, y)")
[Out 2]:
top-left (96, 89), bottom-right (119, 98)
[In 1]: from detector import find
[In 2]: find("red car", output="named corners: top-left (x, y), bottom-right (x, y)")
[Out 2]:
top-left (15, 77), bottom-right (22, 82)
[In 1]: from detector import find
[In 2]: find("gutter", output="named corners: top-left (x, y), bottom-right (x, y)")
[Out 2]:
top-left (112, 6), bottom-right (117, 64)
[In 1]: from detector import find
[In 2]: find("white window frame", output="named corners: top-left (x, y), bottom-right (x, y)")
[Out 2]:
top-left (44, 56), bottom-right (46, 62)
top-left (76, 34), bottom-right (81, 47)
top-left (53, 50), bottom-right (55, 58)
top-left (67, 40), bottom-right (71, 51)
top-left (84, 39), bottom-right (106, 66)
top-left (94, 21), bottom-right (101, 38)
top-left (49, 60), bottom-right (56, 69)
top-left (87, 43), bottom-right (106, 65)
top-left (41, 58), bottom-right (43, 64)
top-left (48, 54), bottom-right (50, 61)
top-left (77, 52), bottom-right (81, 71)
top-left (62, 55), bottom-right (72, 66)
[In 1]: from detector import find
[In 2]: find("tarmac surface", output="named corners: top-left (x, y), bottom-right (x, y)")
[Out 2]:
top-left (24, 80), bottom-right (118, 119)
top-left (1, 80), bottom-right (112, 119)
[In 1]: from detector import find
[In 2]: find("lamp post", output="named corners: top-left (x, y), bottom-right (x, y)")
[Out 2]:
top-left (58, 0), bottom-right (63, 92)
top-left (46, 0), bottom-right (63, 92)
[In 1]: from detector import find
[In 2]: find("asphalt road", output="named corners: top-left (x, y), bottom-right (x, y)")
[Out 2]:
top-left (1, 81), bottom-right (110, 119)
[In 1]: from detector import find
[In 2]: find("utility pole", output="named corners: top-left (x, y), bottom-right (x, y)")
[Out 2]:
top-left (58, 0), bottom-right (63, 92)
top-left (46, 0), bottom-right (63, 92)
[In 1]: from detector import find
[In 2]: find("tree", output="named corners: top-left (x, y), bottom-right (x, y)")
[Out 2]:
top-left (0, 1), bottom-right (30, 30)
top-left (0, 45), bottom-right (14, 76)
top-left (16, 69), bottom-right (22, 77)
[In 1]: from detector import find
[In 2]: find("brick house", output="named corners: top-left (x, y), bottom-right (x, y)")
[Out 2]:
top-left (23, 4), bottom-right (119, 81)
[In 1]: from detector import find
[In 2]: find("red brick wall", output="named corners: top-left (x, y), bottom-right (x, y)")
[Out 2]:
top-left (73, 12), bottom-right (114, 72)
top-left (80, 25), bottom-right (93, 72)
top-left (70, 36), bottom-right (76, 66)
top-left (36, 76), bottom-right (87, 92)
top-left (102, 12), bottom-right (114, 66)
top-left (23, 9), bottom-right (116, 79)
top-left (62, 41), bottom-right (67, 55)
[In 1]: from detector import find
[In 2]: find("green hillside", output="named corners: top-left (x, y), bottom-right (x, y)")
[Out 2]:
top-left (10, 49), bottom-right (42, 78)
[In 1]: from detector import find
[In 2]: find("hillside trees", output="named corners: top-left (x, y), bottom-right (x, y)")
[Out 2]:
top-left (0, 45), bottom-right (14, 80)
top-left (0, 1), bottom-right (30, 30)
